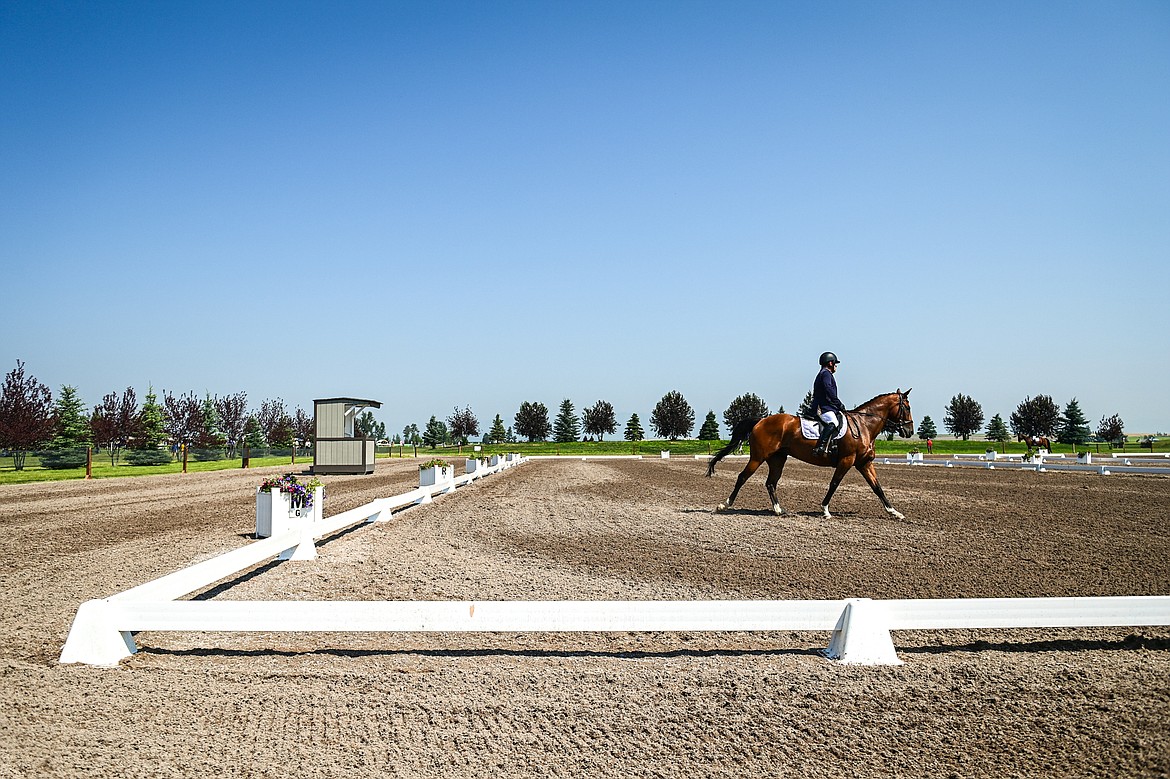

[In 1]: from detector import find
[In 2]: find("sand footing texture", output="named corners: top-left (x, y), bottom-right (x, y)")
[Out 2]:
top-left (2, 456), bottom-right (1168, 777)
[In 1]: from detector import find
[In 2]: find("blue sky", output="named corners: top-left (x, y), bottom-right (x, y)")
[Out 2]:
top-left (3, 1), bottom-right (1168, 438)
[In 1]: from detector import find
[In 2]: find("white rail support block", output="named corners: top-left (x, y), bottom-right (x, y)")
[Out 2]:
top-left (824, 599), bottom-right (902, 665)
top-left (58, 599), bottom-right (138, 667)
top-left (279, 523), bottom-right (318, 561)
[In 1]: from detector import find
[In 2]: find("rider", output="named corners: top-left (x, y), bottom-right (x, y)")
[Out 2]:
top-left (812, 351), bottom-right (845, 457)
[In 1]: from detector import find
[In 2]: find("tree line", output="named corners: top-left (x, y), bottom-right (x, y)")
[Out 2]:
top-left (0, 360), bottom-right (315, 470)
top-left (0, 358), bottom-right (1140, 471)
top-left (919, 393), bottom-right (1129, 447)
top-left (402, 392), bottom-right (776, 449)
top-left (401, 389), bottom-right (1134, 452)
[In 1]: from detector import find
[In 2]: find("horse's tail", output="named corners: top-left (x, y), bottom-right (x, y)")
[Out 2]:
top-left (706, 416), bottom-right (760, 476)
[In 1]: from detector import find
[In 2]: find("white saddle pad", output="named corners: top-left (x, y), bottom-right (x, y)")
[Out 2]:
top-left (800, 417), bottom-right (849, 441)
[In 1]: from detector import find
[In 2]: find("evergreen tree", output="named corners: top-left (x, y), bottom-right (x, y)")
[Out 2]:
top-left (624, 412), bottom-right (644, 442)
top-left (356, 410), bottom-right (378, 438)
top-left (797, 391), bottom-right (815, 418)
top-left (915, 415), bottom-right (937, 441)
top-left (944, 393), bottom-right (984, 440)
top-left (581, 400), bottom-right (618, 441)
top-left (1010, 395), bottom-right (1061, 438)
top-left (50, 385), bottom-right (91, 448)
top-left (422, 415), bottom-right (448, 448)
top-left (514, 401), bottom-right (551, 442)
top-left (698, 411), bottom-right (721, 440)
top-left (486, 414), bottom-right (507, 444)
top-left (650, 390), bottom-right (695, 440)
top-left (985, 413), bottom-right (1012, 443)
top-left (243, 415), bottom-right (265, 451)
top-left (723, 393), bottom-right (768, 432)
top-left (1096, 413), bottom-right (1125, 446)
top-left (195, 392), bottom-right (225, 449)
top-left (1057, 397), bottom-right (1091, 445)
top-left (552, 399), bottom-right (580, 443)
top-left (139, 386), bottom-right (167, 449)
top-left (403, 423), bottom-right (421, 455)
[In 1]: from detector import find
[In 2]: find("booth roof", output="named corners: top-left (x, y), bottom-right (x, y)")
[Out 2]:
top-left (313, 398), bottom-right (382, 408)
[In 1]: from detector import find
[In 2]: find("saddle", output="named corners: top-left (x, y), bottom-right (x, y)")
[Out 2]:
top-left (800, 416), bottom-right (849, 442)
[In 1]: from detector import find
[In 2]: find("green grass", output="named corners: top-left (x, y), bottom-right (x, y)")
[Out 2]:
top-left (2, 436), bottom-right (1163, 486)
top-left (0, 454), bottom-right (310, 484)
top-left (389, 436), bottom-right (1164, 459)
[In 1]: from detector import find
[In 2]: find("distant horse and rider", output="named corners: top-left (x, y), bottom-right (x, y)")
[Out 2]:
top-left (707, 351), bottom-right (914, 520)
top-left (1017, 433), bottom-right (1051, 451)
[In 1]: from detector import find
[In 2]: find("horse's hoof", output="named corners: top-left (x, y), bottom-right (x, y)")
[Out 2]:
top-left (887, 508), bottom-right (906, 520)
top-left (822, 508), bottom-right (833, 520)
top-left (772, 504), bottom-right (783, 516)
top-left (716, 503), bottom-right (728, 513)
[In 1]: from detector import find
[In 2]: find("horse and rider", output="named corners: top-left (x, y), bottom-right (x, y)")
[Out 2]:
top-left (707, 350), bottom-right (914, 520)
top-left (1017, 433), bottom-right (1051, 451)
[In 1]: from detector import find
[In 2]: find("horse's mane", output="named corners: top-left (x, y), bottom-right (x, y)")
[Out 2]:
top-left (851, 391), bottom-right (900, 412)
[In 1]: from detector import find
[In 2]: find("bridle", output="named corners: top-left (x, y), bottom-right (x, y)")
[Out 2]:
top-left (879, 393), bottom-right (912, 435)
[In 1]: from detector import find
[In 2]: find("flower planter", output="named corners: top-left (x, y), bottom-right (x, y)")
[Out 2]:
top-left (906, 452), bottom-right (923, 464)
top-left (419, 465), bottom-right (453, 487)
top-left (255, 485), bottom-right (322, 538)
top-left (1077, 453), bottom-right (1092, 464)
top-left (984, 451), bottom-right (998, 461)
top-left (660, 451), bottom-right (670, 459)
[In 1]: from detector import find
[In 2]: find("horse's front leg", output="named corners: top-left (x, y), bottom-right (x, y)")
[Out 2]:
top-left (856, 459), bottom-right (905, 519)
top-left (820, 461), bottom-right (852, 519)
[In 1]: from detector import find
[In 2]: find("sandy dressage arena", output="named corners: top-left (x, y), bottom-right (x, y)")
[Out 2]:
top-left (1, 457), bottom-right (1168, 777)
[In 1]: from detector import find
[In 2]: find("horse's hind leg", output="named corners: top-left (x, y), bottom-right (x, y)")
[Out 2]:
top-left (764, 452), bottom-right (789, 516)
top-left (717, 458), bottom-right (762, 513)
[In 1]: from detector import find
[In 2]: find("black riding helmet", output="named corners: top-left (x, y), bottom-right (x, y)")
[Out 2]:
top-left (819, 351), bottom-right (840, 366)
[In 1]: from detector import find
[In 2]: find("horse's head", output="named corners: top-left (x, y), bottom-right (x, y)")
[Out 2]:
top-left (885, 388), bottom-right (914, 438)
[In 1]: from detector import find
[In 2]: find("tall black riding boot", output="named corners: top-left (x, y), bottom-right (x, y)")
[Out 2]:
top-left (814, 423), bottom-right (838, 456)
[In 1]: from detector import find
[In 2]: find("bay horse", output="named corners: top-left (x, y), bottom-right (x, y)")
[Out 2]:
top-left (706, 389), bottom-right (914, 519)
top-left (1017, 433), bottom-right (1051, 450)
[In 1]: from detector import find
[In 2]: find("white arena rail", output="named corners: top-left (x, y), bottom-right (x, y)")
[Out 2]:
top-left (60, 455), bottom-right (526, 664)
top-left (59, 454), bottom-right (1170, 668)
top-left (61, 594), bottom-right (1170, 668)
top-left (528, 455), bottom-right (645, 460)
top-left (880, 457), bottom-right (1169, 476)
